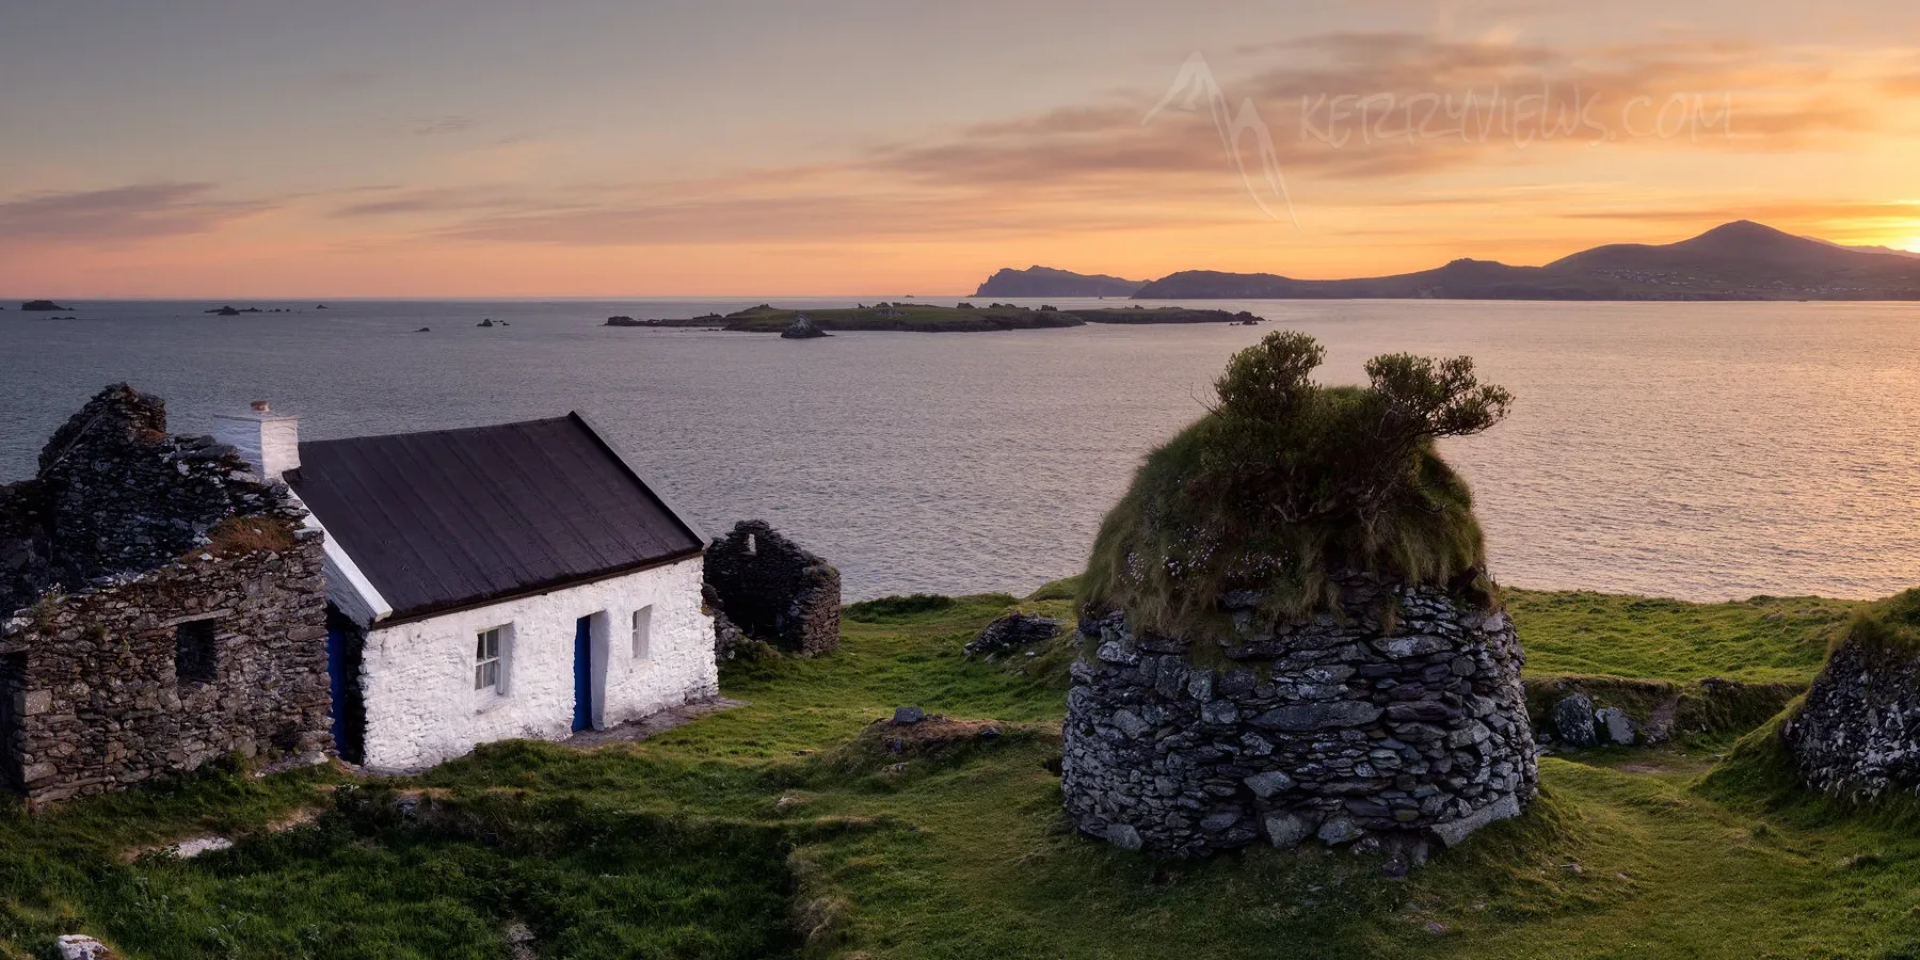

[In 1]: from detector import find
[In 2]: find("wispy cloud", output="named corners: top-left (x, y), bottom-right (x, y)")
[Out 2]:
top-left (411, 115), bottom-right (475, 136)
top-left (33, 33), bottom-right (1918, 261)
top-left (0, 182), bottom-right (272, 243)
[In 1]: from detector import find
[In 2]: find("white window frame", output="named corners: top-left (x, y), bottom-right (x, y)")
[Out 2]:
top-left (631, 606), bottom-right (653, 660)
top-left (475, 626), bottom-right (508, 695)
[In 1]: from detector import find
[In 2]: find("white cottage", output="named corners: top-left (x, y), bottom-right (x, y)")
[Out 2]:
top-left (215, 404), bottom-right (716, 771)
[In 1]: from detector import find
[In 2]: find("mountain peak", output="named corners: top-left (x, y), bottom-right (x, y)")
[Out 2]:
top-left (1671, 220), bottom-right (1824, 258)
top-left (1696, 219), bottom-right (1785, 238)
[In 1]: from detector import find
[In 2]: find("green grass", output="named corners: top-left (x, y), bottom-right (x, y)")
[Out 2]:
top-left (0, 587), bottom-right (1912, 959)
top-left (1505, 590), bottom-right (1858, 685)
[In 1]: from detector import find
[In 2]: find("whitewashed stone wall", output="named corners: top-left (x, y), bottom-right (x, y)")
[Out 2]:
top-left (357, 557), bottom-right (716, 771)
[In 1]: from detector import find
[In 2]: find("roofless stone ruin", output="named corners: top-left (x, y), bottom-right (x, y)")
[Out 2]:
top-left (1062, 331), bottom-right (1537, 860)
top-left (704, 520), bottom-right (841, 657)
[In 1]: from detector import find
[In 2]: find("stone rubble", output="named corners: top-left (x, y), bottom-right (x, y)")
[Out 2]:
top-left (965, 612), bottom-right (1064, 658)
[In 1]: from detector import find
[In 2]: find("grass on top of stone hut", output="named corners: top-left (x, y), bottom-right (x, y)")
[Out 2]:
top-left (0, 586), bottom-right (1915, 959)
top-left (1833, 587), bottom-right (1920, 656)
top-left (1079, 332), bottom-right (1510, 646)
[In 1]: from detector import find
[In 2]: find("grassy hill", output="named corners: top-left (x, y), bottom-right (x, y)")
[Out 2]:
top-left (0, 587), bottom-right (1909, 959)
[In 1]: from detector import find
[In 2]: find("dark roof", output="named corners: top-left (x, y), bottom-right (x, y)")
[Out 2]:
top-left (286, 413), bottom-right (703, 622)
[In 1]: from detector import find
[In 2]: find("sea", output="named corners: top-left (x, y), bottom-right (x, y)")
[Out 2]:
top-left (4, 297), bottom-right (1918, 603)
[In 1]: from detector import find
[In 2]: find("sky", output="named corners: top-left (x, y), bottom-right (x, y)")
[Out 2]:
top-left (3, 0), bottom-right (1920, 297)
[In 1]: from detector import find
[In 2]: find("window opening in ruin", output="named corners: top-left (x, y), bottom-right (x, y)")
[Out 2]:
top-left (175, 619), bottom-right (220, 684)
top-left (0, 652), bottom-right (23, 787)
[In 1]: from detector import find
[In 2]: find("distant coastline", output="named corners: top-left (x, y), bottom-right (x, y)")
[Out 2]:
top-left (974, 222), bottom-right (1920, 302)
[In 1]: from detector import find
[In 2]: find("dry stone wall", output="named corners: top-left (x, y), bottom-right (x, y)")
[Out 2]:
top-left (1063, 575), bottom-right (1537, 858)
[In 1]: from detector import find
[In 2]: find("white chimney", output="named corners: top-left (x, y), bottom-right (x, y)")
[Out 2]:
top-left (214, 399), bottom-right (301, 480)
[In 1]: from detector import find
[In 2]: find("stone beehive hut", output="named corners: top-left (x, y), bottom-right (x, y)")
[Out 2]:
top-left (1783, 589), bottom-right (1920, 801)
top-left (1062, 332), bottom-right (1537, 858)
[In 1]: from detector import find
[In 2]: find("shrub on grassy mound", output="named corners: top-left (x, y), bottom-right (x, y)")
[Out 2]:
top-left (1064, 334), bottom-right (1535, 859)
top-left (1080, 332), bottom-right (1511, 640)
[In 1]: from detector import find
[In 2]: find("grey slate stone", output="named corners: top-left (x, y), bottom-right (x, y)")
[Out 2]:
top-left (1551, 693), bottom-right (1598, 748)
top-left (1244, 771), bottom-right (1296, 798)
top-left (1112, 710), bottom-right (1152, 738)
top-left (1252, 701), bottom-right (1385, 731)
top-left (1430, 794), bottom-right (1522, 848)
top-left (1317, 816), bottom-right (1365, 845)
top-left (1595, 707), bottom-right (1635, 746)
top-left (1264, 813), bottom-right (1312, 848)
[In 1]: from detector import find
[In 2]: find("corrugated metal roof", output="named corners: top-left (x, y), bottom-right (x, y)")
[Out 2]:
top-left (286, 413), bottom-right (702, 622)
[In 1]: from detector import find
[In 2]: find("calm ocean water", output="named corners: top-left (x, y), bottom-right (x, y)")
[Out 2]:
top-left (3, 298), bottom-right (1918, 602)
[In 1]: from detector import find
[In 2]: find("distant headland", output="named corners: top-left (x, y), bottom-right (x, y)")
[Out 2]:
top-left (977, 222), bottom-right (1920, 301)
top-left (973, 266), bottom-right (1147, 298)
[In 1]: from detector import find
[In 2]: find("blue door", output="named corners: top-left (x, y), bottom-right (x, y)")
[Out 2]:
top-left (326, 623), bottom-right (363, 763)
top-left (572, 616), bottom-right (593, 731)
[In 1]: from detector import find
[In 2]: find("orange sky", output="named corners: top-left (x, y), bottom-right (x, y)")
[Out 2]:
top-left (4, 1), bottom-right (1920, 297)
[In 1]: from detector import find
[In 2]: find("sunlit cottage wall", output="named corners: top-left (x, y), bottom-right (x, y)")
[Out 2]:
top-left (355, 558), bottom-right (716, 771)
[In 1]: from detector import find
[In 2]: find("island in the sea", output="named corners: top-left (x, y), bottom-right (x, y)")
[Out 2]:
top-left (972, 266), bottom-right (1147, 298)
top-left (607, 302), bottom-right (1261, 333)
top-left (977, 221), bottom-right (1920, 301)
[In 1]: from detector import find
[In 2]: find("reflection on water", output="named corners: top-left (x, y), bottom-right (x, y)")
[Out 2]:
top-left (3, 298), bottom-right (1917, 601)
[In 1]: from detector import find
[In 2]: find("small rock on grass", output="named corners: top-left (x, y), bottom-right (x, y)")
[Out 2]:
top-left (57, 935), bottom-right (116, 960)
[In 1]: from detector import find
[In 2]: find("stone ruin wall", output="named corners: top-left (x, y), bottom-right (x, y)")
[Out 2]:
top-left (1063, 576), bottom-right (1537, 859)
top-left (0, 531), bottom-right (333, 805)
top-left (703, 520), bottom-right (841, 657)
top-left (3, 385), bottom-right (291, 612)
top-left (1783, 638), bottom-right (1920, 802)
top-left (35, 385), bottom-right (265, 588)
